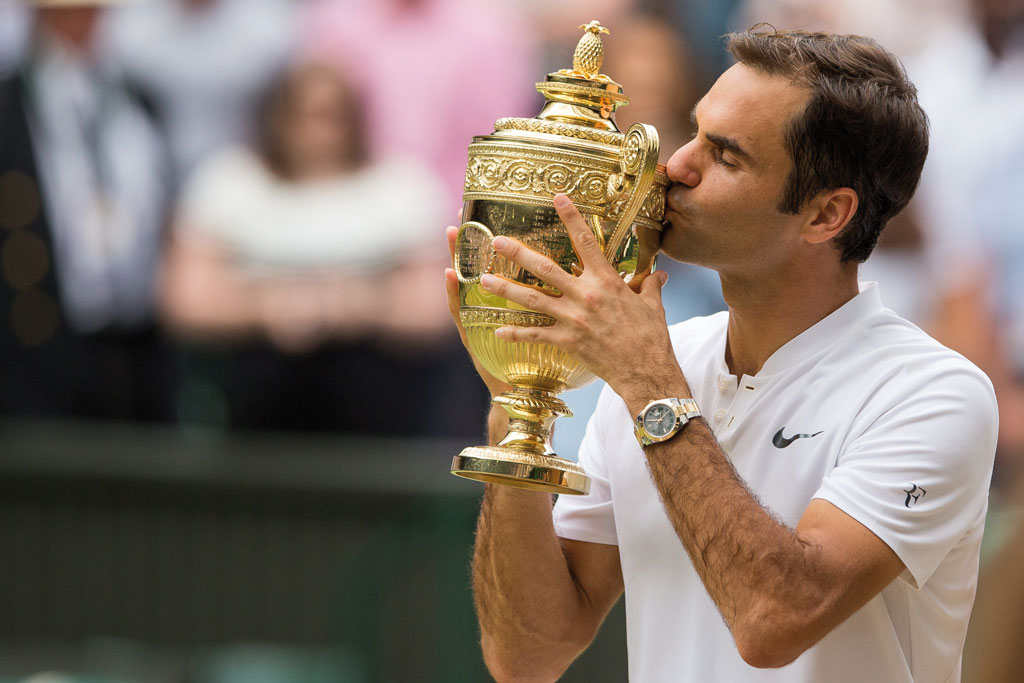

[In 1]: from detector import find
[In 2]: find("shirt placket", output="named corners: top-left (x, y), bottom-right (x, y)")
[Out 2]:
top-left (712, 374), bottom-right (763, 434)
top-left (710, 372), bottom-right (738, 433)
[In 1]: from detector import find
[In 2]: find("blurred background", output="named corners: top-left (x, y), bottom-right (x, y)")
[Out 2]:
top-left (0, 0), bottom-right (1021, 680)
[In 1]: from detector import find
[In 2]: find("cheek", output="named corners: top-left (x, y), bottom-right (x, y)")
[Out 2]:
top-left (708, 172), bottom-right (782, 221)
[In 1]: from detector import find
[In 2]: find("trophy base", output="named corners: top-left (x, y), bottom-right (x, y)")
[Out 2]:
top-left (451, 446), bottom-right (590, 495)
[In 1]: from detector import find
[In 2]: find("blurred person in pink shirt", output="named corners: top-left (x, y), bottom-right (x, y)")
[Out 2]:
top-left (302, 0), bottom-right (538, 211)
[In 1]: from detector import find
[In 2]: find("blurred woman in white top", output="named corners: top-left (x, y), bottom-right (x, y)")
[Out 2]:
top-left (159, 61), bottom-right (478, 433)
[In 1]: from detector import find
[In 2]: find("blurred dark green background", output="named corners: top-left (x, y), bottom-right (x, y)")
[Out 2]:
top-left (0, 419), bottom-right (628, 683)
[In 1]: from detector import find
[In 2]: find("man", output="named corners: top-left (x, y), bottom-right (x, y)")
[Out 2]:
top-left (443, 29), bottom-right (998, 681)
top-left (0, 0), bottom-right (170, 418)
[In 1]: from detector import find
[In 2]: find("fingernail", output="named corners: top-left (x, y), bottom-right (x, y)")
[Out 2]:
top-left (553, 194), bottom-right (570, 208)
top-left (659, 270), bottom-right (669, 285)
top-left (492, 236), bottom-right (508, 250)
top-left (494, 327), bottom-right (507, 339)
top-left (481, 274), bottom-right (495, 288)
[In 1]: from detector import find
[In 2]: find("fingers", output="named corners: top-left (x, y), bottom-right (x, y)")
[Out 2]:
top-left (444, 267), bottom-right (462, 318)
top-left (446, 225), bottom-right (458, 264)
top-left (490, 234), bottom-right (575, 292)
top-left (480, 273), bottom-right (561, 317)
top-left (553, 193), bottom-right (604, 270)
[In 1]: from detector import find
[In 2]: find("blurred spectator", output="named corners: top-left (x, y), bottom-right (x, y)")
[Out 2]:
top-left (103, 0), bottom-right (297, 190)
top-left (302, 0), bottom-right (538, 210)
top-left (0, 0), bottom-right (31, 73)
top-left (648, 0), bottom-right (746, 83)
top-left (602, 15), bottom-right (702, 164)
top-left (923, 0), bottom-right (1024, 475)
top-left (965, 471), bottom-right (1024, 682)
top-left (517, 0), bottom-right (636, 73)
top-left (0, 0), bottom-right (171, 420)
top-left (160, 61), bottom-right (486, 434)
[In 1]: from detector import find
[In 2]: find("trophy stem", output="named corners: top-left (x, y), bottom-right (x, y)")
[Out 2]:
top-left (493, 387), bottom-right (569, 455)
top-left (450, 387), bottom-right (591, 495)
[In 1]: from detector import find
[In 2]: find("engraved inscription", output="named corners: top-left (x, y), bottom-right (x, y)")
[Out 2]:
top-left (454, 221), bottom-right (495, 283)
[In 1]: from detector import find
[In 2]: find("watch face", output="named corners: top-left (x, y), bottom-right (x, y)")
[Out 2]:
top-left (643, 404), bottom-right (676, 438)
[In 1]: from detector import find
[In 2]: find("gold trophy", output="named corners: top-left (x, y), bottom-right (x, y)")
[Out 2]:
top-left (450, 21), bottom-right (669, 495)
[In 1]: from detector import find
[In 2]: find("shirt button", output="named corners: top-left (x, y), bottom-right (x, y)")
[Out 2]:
top-left (714, 409), bottom-right (725, 421)
top-left (718, 379), bottom-right (728, 391)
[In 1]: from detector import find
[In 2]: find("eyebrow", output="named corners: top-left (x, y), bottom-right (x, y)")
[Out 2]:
top-left (689, 100), bottom-right (756, 165)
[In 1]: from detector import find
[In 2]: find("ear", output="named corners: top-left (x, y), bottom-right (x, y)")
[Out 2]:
top-left (802, 188), bottom-right (858, 245)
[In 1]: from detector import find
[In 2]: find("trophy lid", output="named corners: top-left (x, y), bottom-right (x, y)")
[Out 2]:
top-left (533, 20), bottom-right (630, 132)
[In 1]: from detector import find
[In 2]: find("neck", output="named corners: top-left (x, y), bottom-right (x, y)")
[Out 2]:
top-left (719, 259), bottom-right (859, 378)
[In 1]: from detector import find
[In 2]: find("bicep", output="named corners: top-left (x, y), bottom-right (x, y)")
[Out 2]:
top-left (796, 498), bottom-right (905, 620)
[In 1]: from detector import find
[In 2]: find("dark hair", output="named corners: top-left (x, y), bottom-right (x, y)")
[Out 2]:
top-left (726, 28), bottom-right (929, 263)
top-left (259, 61), bottom-right (369, 179)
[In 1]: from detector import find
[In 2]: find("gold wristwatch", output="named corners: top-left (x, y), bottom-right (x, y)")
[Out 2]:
top-left (634, 398), bottom-right (702, 447)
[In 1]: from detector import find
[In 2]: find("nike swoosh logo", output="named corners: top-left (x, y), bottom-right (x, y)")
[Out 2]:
top-left (772, 428), bottom-right (824, 449)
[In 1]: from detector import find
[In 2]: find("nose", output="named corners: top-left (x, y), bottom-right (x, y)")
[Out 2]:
top-left (666, 138), bottom-right (701, 188)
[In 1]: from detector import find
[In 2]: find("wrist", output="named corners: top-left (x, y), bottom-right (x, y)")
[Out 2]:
top-left (487, 403), bottom-right (509, 445)
top-left (618, 369), bottom-right (693, 417)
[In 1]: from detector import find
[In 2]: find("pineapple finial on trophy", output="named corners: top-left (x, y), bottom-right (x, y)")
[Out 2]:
top-left (573, 20), bottom-right (610, 79)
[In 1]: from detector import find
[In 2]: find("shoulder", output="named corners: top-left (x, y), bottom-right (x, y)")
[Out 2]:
top-left (841, 309), bottom-right (998, 471)
top-left (177, 146), bottom-right (269, 229)
top-left (362, 155), bottom-right (450, 223)
top-left (368, 156), bottom-right (445, 194)
top-left (197, 146), bottom-right (265, 178)
top-left (667, 311), bottom-right (729, 363)
top-left (856, 308), bottom-right (995, 405)
top-left (668, 310), bottom-right (729, 344)
top-left (182, 146), bottom-right (267, 197)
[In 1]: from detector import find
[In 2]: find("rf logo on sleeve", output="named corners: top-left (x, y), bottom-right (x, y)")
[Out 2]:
top-left (904, 484), bottom-right (927, 508)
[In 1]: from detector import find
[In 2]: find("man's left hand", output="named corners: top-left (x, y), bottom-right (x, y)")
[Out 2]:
top-left (479, 193), bottom-right (685, 407)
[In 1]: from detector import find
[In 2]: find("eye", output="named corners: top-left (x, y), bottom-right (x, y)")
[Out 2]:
top-left (711, 146), bottom-right (736, 168)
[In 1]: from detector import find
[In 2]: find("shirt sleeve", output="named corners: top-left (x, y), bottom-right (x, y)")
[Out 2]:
top-left (813, 358), bottom-right (998, 589)
top-left (552, 385), bottom-right (620, 546)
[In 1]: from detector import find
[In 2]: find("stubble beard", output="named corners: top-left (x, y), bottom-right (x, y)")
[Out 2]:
top-left (661, 202), bottom-right (711, 267)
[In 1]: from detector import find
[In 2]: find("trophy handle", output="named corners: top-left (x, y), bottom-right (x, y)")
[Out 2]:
top-left (605, 123), bottom-right (660, 277)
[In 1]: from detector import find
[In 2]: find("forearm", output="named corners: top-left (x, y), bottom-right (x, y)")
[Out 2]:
top-left (159, 263), bottom-right (261, 339)
top-left (158, 238), bottom-right (262, 339)
top-left (472, 407), bottom-right (594, 679)
top-left (620, 379), bottom-right (838, 666)
top-left (646, 418), bottom-right (836, 660)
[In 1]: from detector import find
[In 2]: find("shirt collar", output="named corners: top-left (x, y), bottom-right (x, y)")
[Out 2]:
top-left (716, 282), bottom-right (885, 382)
top-left (758, 281), bottom-right (884, 376)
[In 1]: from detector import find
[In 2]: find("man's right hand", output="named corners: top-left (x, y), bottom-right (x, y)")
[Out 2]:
top-left (445, 224), bottom-right (513, 399)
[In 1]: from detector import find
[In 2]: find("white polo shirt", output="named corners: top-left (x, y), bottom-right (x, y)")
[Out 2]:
top-left (553, 283), bottom-right (997, 682)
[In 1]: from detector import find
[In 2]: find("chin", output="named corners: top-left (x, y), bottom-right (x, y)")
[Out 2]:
top-left (660, 231), bottom-right (715, 269)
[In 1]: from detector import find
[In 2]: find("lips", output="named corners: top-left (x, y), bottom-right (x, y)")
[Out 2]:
top-left (663, 199), bottom-right (682, 223)
top-left (665, 186), bottom-right (685, 213)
